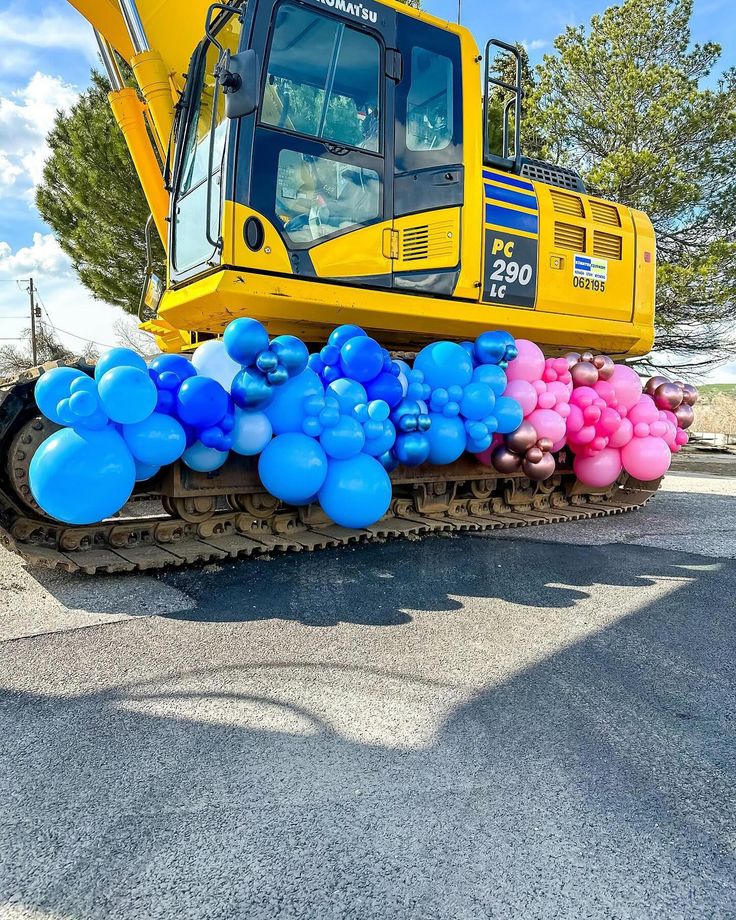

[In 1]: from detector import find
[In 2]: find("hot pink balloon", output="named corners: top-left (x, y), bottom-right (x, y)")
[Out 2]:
top-left (528, 408), bottom-right (566, 445)
top-left (609, 364), bottom-right (643, 411)
top-left (573, 447), bottom-right (623, 488)
top-left (503, 379), bottom-right (538, 417)
top-left (621, 435), bottom-right (672, 480)
top-left (506, 339), bottom-right (546, 383)
top-left (474, 446), bottom-right (494, 466)
top-left (608, 417), bottom-right (634, 448)
top-left (628, 395), bottom-right (659, 425)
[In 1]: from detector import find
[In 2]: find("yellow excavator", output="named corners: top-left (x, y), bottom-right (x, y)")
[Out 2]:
top-left (0, 0), bottom-right (660, 573)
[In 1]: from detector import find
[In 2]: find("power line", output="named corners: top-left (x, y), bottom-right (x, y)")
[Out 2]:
top-left (33, 286), bottom-right (116, 349)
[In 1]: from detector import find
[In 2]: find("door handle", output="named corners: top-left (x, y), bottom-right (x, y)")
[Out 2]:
top-left (324, 143), bottom-right (350, 156)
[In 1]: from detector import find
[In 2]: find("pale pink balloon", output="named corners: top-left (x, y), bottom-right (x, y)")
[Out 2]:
top-left (621, 435), bottom-right (672, 480)
top-left (503, 379), bottom-right (538, 417)
top-left (556, 403), bottom-right (571, 419)
top-left (506, 339), bottom-right (546, 383)
top-left (634, 422), bottom-right (650, 438)
top-left (628, 394), bottom-right (659, 425)
top-left (650, 420), bottom-right (667, 438)
top-left (537, 391), bottom-right (556, 410)
top-left (608, 417), bottom-right (634, 448)
top-left (609, 364), bottom-right (643, 411)
top-left (573, 447), bottom-right (623, 488)
top-left (533, 379), bottom-right (546, 395)
top-left (528, 408), bottom-right (566, 444)
top-left (551, 436), bottom-right (567, 452)
top-left (546, 381), bottom-right (571, 407)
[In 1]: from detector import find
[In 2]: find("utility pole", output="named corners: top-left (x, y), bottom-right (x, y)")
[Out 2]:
top-left (28, 277), bottom-right (38, 366)
top-left (457, 0), bottom-right (461, 23)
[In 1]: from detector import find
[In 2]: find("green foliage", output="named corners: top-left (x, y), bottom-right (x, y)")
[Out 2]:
top-left (486, 43), bottom-right (544, 162)
top-left (36, 71), bottom-right (165, 316)
top-left (528, 0), bottom-right (736, 370)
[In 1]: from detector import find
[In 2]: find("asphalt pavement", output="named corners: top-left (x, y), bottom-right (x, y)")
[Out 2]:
top-left (1, 466), bottom-right (735, 919)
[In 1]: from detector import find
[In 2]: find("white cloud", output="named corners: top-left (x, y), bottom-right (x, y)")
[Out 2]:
top-left (0, 232), bottom-right (72, 276)
top-left (522, 39), bottom-right (548, 52)
top-left (0, 10), bottom-right (97, 60)
top-left (0, 71), bottom-right (79, 195)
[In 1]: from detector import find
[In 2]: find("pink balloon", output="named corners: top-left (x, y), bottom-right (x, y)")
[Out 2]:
top-left (609, 364), bottom-right (643, 411)
top-left (528, 408), bottom-right (566, 444)
top-left (634, 422), bottom-right (650, 438)
top-left (650, 420), bottom-right (667, 438)
top-left (546, 380), bottom-right (571, 407)
top-left (506, 339), bottom-right (546, 383)
top-left (474, 446), bottom-right (494, 466)
top-left (628, 394), bottom-right (659, 425)
top-left (621, 435), bottom-right (672, 480)
top-left (593, 380), bottom-right (617, 405)
top-left (573, 447), bottom-right (623, 488)
top-left (503, 379), bottom-right (538, 417)
top-left (608, 417), bottom-right (634, 448)
top-left (537, 391), bottom-right (556, 410)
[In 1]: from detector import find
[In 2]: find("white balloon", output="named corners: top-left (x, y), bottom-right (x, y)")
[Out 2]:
top-left (231, 408), bottom-right (272, 456)
top-left (192, 340), bottom-right (241, 393)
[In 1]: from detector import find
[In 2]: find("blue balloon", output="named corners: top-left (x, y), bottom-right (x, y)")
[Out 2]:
top-left (176, 376), bottom-right (229, 428)
top-left (365, 371), bottom-right (403, 408)
top-left (231, 367), bottom-right (274, 411)
top-left (320, 415), bottom-right (365, 460)
top-left (328, 324), bottom-right (366, 349)
top-left (258, 433), bottom-right (328, 504)
top-left (98, 366), bottom-right (158, 425)
top-left (94, 347), bottom-right (146, 382)
top-left (494, 396), bottom-right (524, 434)
top-left (182, 441), bottom-right (229, 472)
top-left (76, 406), bottom-right (110, 431)
top-left (231, 409), bottom-right (272, 456)
top-left (123, 412), bottom-right (187, 466)
top-left (472, 363), bottom-right (507, 396)
top-left (29, 427), bottom-right (135, 525)
top-left (414, 341), bottom-right (473, 389)
top-left (363, 420), bottom-right (396, 457)
top-left (148, 354), bottom-right (196, 387)
top-left (326, 378), bottom-right (368, 415)
top-left (394, 431), bottom-right (431, 466)
top-left (270, 335), bottom-right (309, 376)
top-left (460, 341), bottom-right (477, 364)
top-left (474, 331), bottom-right (516, 366)
top-left (460, 382), bottom-right (496, 421)
top-left (319, 454), bottom-right (391, 528)
top-left (264, 368), bottom-right (324, 435)
top-left (339, 336), bottom-right (384, 383)
top-left (426, 413), bottom-right (467, 465)
top-left (223, 317), bottom-right (270, 365)
top-left (35, 367), bottom-right (87, 424)
top-left (134, 460), bottom-right (160, 481)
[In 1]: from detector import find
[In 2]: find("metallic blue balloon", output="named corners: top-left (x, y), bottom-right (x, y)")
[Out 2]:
top-left (256, 350), bottom-right (279, 373)
top-left (259, 433), bottom-right (328, 504)
top-left (94, 347), bottom-right (146, 382)
top-left (177, 376), bottom-right (230, 427)
top-left (231, 367), bottom-right (274, 411)
top-left (318, 453), bottom-right (391, 528)
top-left (223, 317), bottom-right (270, 365)
top-left (394, 431), bottom-right (431, 466)
top-left (271, 335), bottom-right (309, 376)
top-left (474, 331), bottom-right (516, 366)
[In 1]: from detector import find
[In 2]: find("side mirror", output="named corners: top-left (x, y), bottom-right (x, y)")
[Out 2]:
top-left (217, 49), bottom-right (259, 119)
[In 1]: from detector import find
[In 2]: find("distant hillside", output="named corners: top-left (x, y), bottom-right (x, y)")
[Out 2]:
top-left (698, 383), bottom-right (736, 399)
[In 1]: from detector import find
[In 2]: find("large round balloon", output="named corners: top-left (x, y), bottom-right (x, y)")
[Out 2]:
top-left (494, 396), bottom-right (524, 434)
top-left (223, 317), bottom-right (270, 365)
top-left (264, 367), bottom-right (324, 435)
top-left (35, 367), bottom-right (88, 424)
top-left (609, 364), bottom-right (643, 411)
top-left (192, 340), bottom-right (242, 393)
top-left (176, 376), bottom-right (229, 428)
top-left (426, 413), bottom-right (467, 465)
top-left (414, 341), bottom-right (473, 389)
top-left (320, 415), bottom-right (365, 460)
top-left (339, 336), bottom-right (384, 382)
top-left (258, 432), bottom-right (328, 504)
top-left (182, 441), bottom-right (229, 472)
top-left (270, 335), bottom-right (309, 377)
top-left (621, 435), bottom-right (671, 481)
top-left (94, 347), bottom-right (146, 382)
top-left (573, 447), bottom-right (623, 488)
top-left (123, 412), bottom-right (187, 466)
top-left (328, 324), bottom-right (366, 349)
top-left (319, 453), bottom-right (392, 528)
top-left (327, 378), bottom-right (368, 415)
top-left (231, 409), bottom-right (272, 456)
top-left (98, 366), bottom-right (158, 425)
top-left (505, 339), bottom-right (545, 383)
top-left (29, 426), bottom-right (135, 525)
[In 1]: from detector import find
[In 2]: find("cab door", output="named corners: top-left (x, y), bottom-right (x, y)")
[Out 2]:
top-left (249, 0), bottom-right (397, 286)
top-left (391, 15), bottom-right (464, 296)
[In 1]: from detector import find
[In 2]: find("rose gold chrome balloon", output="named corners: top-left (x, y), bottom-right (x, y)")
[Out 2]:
top-left (654, 382), bottom-right (683, 411)
top-left (644, 375), bottom-right (669, 396)
top-left (526, 446), bottom-right (544, 464)
top-left (492, 445), bottom-right (523, 474)
top-left (564, 352), bottom-right (581, 369)
top-left (536, 437), bottom-right (554, 453)
top-left (674, 404), bottom-right (695, 429)
top-left (505, 420), bottom-right (538, 454)
top-left (682, 384), bottom-right (699, 406)
top-left (581, 351), bottom-right (595, 364)
top-left (593, 354), bottom-right (615, 380)
top-left (571, 362), bottom-right (599, 387)
top-left (522, 452), bottom-right (556, 481)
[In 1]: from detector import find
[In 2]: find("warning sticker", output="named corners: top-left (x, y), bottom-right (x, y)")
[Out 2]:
top-left (573, 254), bottom-right (608, 282)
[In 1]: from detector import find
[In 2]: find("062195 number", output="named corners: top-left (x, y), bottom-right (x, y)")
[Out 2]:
top-left (573, 276), bottom-right (606, 292)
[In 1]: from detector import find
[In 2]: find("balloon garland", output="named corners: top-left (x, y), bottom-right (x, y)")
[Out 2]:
top-left (28, 320), bottom-right (698, 529)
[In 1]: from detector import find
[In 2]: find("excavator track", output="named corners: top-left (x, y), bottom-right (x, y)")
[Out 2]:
top-left (0, 363), bottom-right (662, 576)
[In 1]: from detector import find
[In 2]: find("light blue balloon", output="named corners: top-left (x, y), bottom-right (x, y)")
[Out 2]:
top-left (494, 396), bottom-right (524, 434)
top-left (134, 460), bottom-right (160, 481)
top-left (472, 363), bottom-right (507, 396)
top-left (182, 441), bottom-right (229, 472)
top-left (94, 347), bottom-right (147, 382)
top-left (327, 378), bottom-right (368, 415)
top-left (460, 383), bottom-right (496, 421)
top-left (258, 433), bottom-right (328, 504)
top-left (319, 454), bottom-right (391, 528)
top-left (35, 367), bottom-right (87, 424)
top-left (264, 367), bottom-right (324, 435)
top-left (426, 413), bottom-right (467, 465)
top-left (29, 426), bottom-right (135, 525)
top-left (98, 366), bottom-right (158, 425)
top-left (363, 420), bottom-right (396, 457)
top-left (414, 341), bottom-right (473, 390)
top-left (231, 409), bottom-right (272, 456)
top-left (320, 415), bottom-right (365, 460)
top-left (123, 412), bottom-right (187, 466)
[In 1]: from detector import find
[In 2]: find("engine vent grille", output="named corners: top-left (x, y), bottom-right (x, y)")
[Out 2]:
top-left (554, 222), bottom-right (586, 251)
top-left (590, 200), bottom-right (621, 227)
top-left (593, 231), bottom-right (623, 260)
top-left (550, 189), bottom-right (585, 218)
top-left (400, 222), bottom-right (456, 263)
top-left (520, 159), bottom-right (584, 192)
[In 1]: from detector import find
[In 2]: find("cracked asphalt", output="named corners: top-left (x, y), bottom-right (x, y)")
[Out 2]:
top-left (1, 462), bottom-right (735, 920)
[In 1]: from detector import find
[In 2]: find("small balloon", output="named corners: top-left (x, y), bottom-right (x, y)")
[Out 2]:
top-left (674, 403), bottom-right (695, 430)
top-left (182, 441), bottom-right (229, 472)
top-left (492, 445), bottom-right (523, 474)
top-left (523, 452), bottom-right (556, 481)
top-left (223, 317), bottom-right (270, 365)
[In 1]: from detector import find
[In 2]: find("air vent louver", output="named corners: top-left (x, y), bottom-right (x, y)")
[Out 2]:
top-left (554, 222), bottom-right (586, 251)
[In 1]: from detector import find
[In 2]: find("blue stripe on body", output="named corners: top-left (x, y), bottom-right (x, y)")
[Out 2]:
top-left (485, 204), bottom-right (539, 235)
top-left (484, 182), bottom-right (537, 211)
top-left (482, 169), bottom-right (534, 192)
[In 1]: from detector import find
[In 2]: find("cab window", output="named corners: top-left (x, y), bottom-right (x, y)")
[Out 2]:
top-left (406, 49), bottom-right (453, 152)
top-left (261, 3), bottom-right (381, 152)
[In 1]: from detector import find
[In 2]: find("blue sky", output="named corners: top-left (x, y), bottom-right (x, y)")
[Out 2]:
top-left (0, 0), bottom-right (733, 373)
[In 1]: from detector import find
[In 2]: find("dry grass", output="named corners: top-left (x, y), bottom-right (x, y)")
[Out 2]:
top-left (693, 393), bottom-right (736, 435)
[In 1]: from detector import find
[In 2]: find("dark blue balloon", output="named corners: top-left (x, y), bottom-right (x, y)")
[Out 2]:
top-left (339, 336), bottom-right (384, 383)
top-left (231, 367), bottom-right (274, 411)
top-left (270, 335), bottom-right (309, 376)
top-left (259, 433), bottom-right (328, 504)
top-left (328, 324), bottom-right (366, 349)
top-left (223, 317), bottom-right (270, 365)
top-left (365, 372), bottom-right (403, 408)
top-left (318, 454), bottom-right (391, 528)
top-left (149, 354), bottom-right (196, 387)
top-left (176, 376), bottom-right (229, 428)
